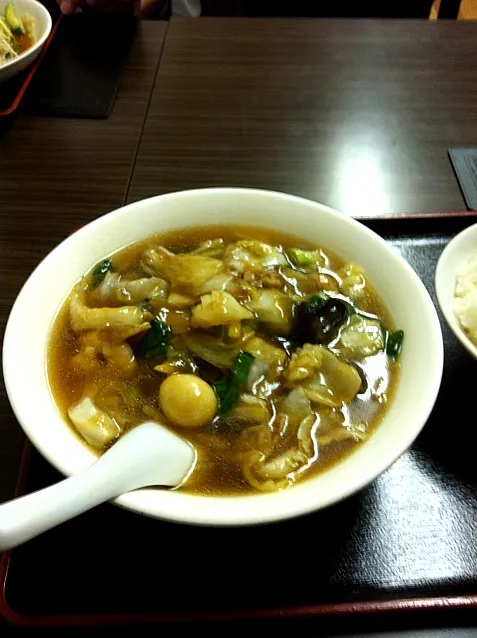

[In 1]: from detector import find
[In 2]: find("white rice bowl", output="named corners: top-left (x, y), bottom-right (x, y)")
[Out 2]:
top-left (454, 256), bottom-right (477, 345)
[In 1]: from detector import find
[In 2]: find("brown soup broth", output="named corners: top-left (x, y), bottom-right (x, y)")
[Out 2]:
top-left (48, 226), bottom-right (400, 496)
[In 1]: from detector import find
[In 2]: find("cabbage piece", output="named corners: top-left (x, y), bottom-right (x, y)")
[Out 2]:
top-left (338, 263), bottom-right (366, 300)
top-left (283, 344), bottom-right (361, 407)
top-left (226, 394), bottom-right (271, 425)
top-left (243, 447), bottom-right (308, 490)
top-left (317, 408), bottom-right (367, 445)
top-left (0, 38), bottom-right (12, 55)
top-left (23, 14), bottom-right (35, 40)
top-left (197, 273), bottom-right (234, 296)
top-left (239, 387), bottom-right (317, 492)
top-left (95, 272), bottom-right (168, 305)
top-left (240, 386), bottom-right (366, 492)
top-left (191, 291), bottom-right (254, 329)
top-left (190, 238), bottom-right (225, 258)
top-left (246, 289), bottom-right (293, 335)
top-left (181, 331), bottom-right (240, 368)
top-left (167, 293), bottom-right (199, 309)
top-left (224, 240), bottom-right (287, 274)
top-left (226, 321), bottom-right (242, 342)
top-left (280, 386), bottom-right (313, 425)
top-left (142, 246), bottom-right (224, 295)
top-left (281, 267), bottom-right (340, 296)
top-left (302, 351), bottom-right (361, 407)
top-left (72, 327), bottom-right (147, 375)
top-left (240, 413), bottom-right (317, 492)
top-left (70, 286), bottom-right (147, 332)
top-left (338, 314), bottom-right (385, 359)
top-left (257, 270), bottom-right (284, 289)
top-left (283, 343), bottom-right (324, 384)
top-left (243, 336), bottom-right (287, 377)
top-left (246, 358), bottom-right (270, 391)
top-left (68, 397), bottom-right (120, 448)
top-left (0, 17), bottom-right (14, 44)
top-left (297, 413), bottom-right (317, 456)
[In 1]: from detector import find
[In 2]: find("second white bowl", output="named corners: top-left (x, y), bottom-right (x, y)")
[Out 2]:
top-left (436, 221), bottom-right (477, 360)
top-left (0, 0), bottom-right (52, 83)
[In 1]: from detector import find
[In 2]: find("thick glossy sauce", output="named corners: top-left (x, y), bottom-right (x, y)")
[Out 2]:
top-left (48, 226), bottom-right (400, 495)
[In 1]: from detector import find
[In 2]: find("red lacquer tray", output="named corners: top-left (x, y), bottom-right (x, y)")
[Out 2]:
top-left (1, 214), bottom-right (477, 630)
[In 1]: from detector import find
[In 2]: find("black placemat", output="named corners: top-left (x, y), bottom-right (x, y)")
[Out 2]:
top-left (3, 217), bottom-right (477, 624)
top-left (27, 13), bottom-right (137, 118)
top-left (449, 148), bottom-right (477, 211)
top-left (0, 71), bottom-right (31, 113)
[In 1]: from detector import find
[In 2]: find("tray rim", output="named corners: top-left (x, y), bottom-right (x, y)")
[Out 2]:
top-left (2, 218), bottom-right (477, 627)
top-left (357, 210), bottom-right (477, 220)
top-left (0, 9), bottom-right (62, 118)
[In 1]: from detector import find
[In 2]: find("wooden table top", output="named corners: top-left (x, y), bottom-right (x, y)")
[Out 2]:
top-left (0, 21), bottom-right (166, 504)
top-left (128, 18), bottom-right (477, 217)
top-left (1, 17), bottom-right (477, 633)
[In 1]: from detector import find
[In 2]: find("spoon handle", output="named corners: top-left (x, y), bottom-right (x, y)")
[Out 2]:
top-left (0, 422), bottom-right (194, 552)
top-left (0, 425), bottom-right (169, 552)
top-left (0, 455), bottom-right (131, 552)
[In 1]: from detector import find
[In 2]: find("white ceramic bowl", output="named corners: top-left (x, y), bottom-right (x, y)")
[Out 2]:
top-left (3, 189), bottom-right (444, 526)
top-left (435, 221), bottom-right (477, 360)
top-left (0, 0), bottom-right (52, 83)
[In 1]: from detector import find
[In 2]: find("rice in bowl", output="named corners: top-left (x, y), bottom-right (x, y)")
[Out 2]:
top-left (454, 256), bottom-right (477, 345)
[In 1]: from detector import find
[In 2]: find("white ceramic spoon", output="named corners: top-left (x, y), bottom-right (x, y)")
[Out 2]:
top-left (0, 422), bottom-right (196, 552)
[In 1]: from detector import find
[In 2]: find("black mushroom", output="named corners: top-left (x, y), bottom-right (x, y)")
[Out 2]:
top-left (294, 294), bottom-right (349, 346)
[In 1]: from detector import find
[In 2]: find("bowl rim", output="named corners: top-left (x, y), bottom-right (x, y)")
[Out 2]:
top-left (2, 187), bottom-right (444, 526)
top-left (435, 221), bottom-right (477, 360)
top-left (0, 0), bottom-right (52, 73)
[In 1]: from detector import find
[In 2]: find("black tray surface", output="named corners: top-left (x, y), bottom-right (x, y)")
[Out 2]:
top-left (4, 217), bottom-right (477, 623)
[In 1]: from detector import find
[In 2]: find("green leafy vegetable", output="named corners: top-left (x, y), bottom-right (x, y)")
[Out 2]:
top-left (91, 259), bottom-right (114, 289)
top-left (140, 319), bottom-right (171, 359)
top-left (5, 2), bottom-right (23, 35)
top-left (386, 330), bottom-right (404, 357)
top-left (287, 248), bottom-right (316, 267)
top-left (212, 351), bottom-right (255, 416)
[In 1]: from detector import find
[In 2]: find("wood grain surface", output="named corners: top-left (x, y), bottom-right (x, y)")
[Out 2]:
top-left (128, 18), bottom-right (477, 217)
top-left (0, 21), bottom-right (166, 504)
top-left (2, 18), bottom-right (477, 633)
